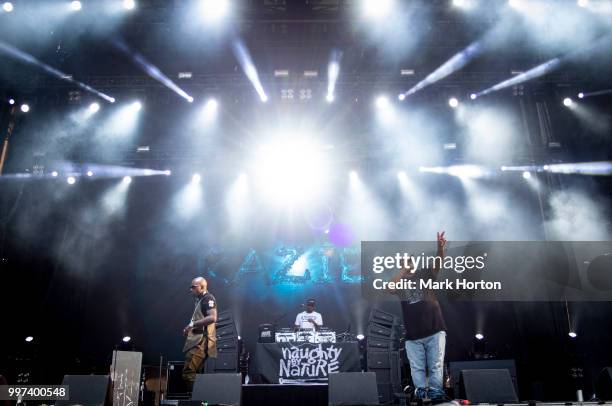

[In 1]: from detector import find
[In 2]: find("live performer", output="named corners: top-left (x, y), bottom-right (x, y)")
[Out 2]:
top-left (294, 298), bottom-right (323, 331)
top-left (389, 232), bottom-right (448, 400)
top-left (182, 277), bottom-right (217, 391)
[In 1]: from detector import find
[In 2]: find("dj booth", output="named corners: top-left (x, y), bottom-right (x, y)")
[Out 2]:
top-left (253, 327), bottom-right (361, 384)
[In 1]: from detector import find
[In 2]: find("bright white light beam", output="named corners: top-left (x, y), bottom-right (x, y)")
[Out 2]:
top-left (0, 40), bottom-right (115, 103)
top-left (503, 162), bottom-right (612, 176)
top-left (113, 40), bottom-right (194, 103)
top-left (419, 164), bottom-right (490, 179)
top-left (326, 50), bottom-right (342, 102)
top-left (232, 40), bottom-right (268, 102)
top-left (400, 41), bottom-right (482, 99)
top-left (474, 58), bottom-right (561, 98)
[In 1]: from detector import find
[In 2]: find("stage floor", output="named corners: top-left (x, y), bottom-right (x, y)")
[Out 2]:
top-left (163, 384), bottom-right (612, 406)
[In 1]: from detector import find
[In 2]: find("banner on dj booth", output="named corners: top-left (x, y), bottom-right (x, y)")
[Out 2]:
top-left (255, 342), bottom-right (361, 384)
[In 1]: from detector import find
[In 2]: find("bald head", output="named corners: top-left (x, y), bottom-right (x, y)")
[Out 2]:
top-left (190, 277), bottom-right (207, 296)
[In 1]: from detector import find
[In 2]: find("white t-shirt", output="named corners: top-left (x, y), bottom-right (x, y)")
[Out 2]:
top-left (294, 311), bottom-right (323, 329)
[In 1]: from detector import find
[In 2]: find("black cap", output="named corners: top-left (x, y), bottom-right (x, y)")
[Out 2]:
top-left (306, 299), bottom-right (316, 306)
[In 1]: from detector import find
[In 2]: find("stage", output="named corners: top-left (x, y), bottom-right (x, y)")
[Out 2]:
top-left (161, 386), bottom-right (612, 406)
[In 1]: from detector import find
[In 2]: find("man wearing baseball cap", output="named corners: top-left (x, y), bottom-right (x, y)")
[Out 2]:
top-left (294, 298), bottom-right (323, 331)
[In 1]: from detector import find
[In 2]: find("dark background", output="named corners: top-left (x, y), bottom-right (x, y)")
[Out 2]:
top-left (1, 0), bottom-right (612, 401)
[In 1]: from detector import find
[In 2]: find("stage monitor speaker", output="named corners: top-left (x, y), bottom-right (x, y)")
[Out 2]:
top-left (459, 369), bottom-right (518, 404)
top-left (597, 367), bottom-right (612, 400)
top-left (55, 375), bottom-right (109, 406)
top-left (449, 359), bottom-right (517, 398)
top-left (328, 372), bottom-right (379, 406)
top-left (191, 373), bottom-right (241, 406)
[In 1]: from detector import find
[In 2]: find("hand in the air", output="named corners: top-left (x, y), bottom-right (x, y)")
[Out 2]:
top-left (437, 231), bottom-right (446, 249)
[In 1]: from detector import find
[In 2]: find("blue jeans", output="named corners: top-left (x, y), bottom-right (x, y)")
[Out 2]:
top-left (405, 331), bottom-right (446, 396)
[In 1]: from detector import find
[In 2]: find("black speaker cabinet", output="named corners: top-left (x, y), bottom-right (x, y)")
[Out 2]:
top-left (191, 373), bottom-right (241, 405)
top-left (368, 308), bottom-right (397, 327)
top-left (449, 359), bottom-right (517, 398)
top-left (55, 375), bottom-right (110, 406)
top-left (205, 352), bottom-right (239, 373)
top-left (328, 372), bottom-right (379, 406)
top-left (459, 369), bottom-right (518, 403)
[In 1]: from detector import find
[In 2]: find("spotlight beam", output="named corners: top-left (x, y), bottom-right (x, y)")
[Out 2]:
top-left (503, 161), bottom-right (612, 175)
top-left (327, 50), bottom-right (342, 102)
top-left (232, 40), bottom-right (268, 102)
top-left (401, 41), bottom-right (482, 98)
top-left (579, 88), bottom-right (612, 98)
top-left (475, 58), bottom-right (561, 98)
top-left (113, 39), bottom-right (193, 102)
top-left (0, 40), bottom-right (115, 103)
top-left (475, 33), bottom-right (612, 98)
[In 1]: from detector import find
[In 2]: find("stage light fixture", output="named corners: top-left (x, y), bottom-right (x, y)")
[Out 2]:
top-left (578, 92), bottom-right (584, 99)
top-left (51, 171), bottom-right (59, 177)
top-left (8, 98), bottom-right (15, 105)
top-left (569, 331), bottom-right (577, 338)
top-left (201, 0), bottom-right (230, 22)
top-left (25, 336), bottom-right (33, 342)
top-left (2, 2), bottom-right (13, 12)
top-left (375, 96), bottom-right (390, 109)
top-left (398, 94), bottom-right (406, 101)
top-left (577, 0), bottom-right (588, 7)
top-left (70, 1), bottom-right (82, 11)
top-left (260, 94), bottom-right (268, 102)
top-left (123, 176), bottom-right (132, 184)
top-left (362, 0), bottom-right (393, 18)
top-left (356, 334), bottom-right (365, 340)
top-left (20, 104), bottom-right (30, 113)
top-left (470, 93), bottom-right (477, 100)
top-left (522, 171), bottom-right (531, 179)
top-left (448, 97), bottom-right (459, 108)
top-left (86, 170), bottom-right (94, 177)
top-left (122, 336), bottom-right (131, 343)
top-left (192, 173), bottom-right (201, 184)
top-left (475, 333), bottom-right (484, 340)
top-left (132, 101), bottom-right (143, 111)
top-left (326, 94), bottom-right (334, 103)
top-left (123, 0), bottom-right (135, 10)
top-left (164, 170), bottom-right (172, 176)
top-left (89, 102), bottom-right (100, 113)
top-left (67, 176), bottom-right (76, 185)
top-left (206, 98), bottom-right (218, 112)
top-left (563, 97), bottom-right (573, 107)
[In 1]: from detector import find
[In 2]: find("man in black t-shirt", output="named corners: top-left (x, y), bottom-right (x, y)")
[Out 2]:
top-left (182, 277), bottom-right (218, 391)
top-left (390, 232), bottom-right (447, 400)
